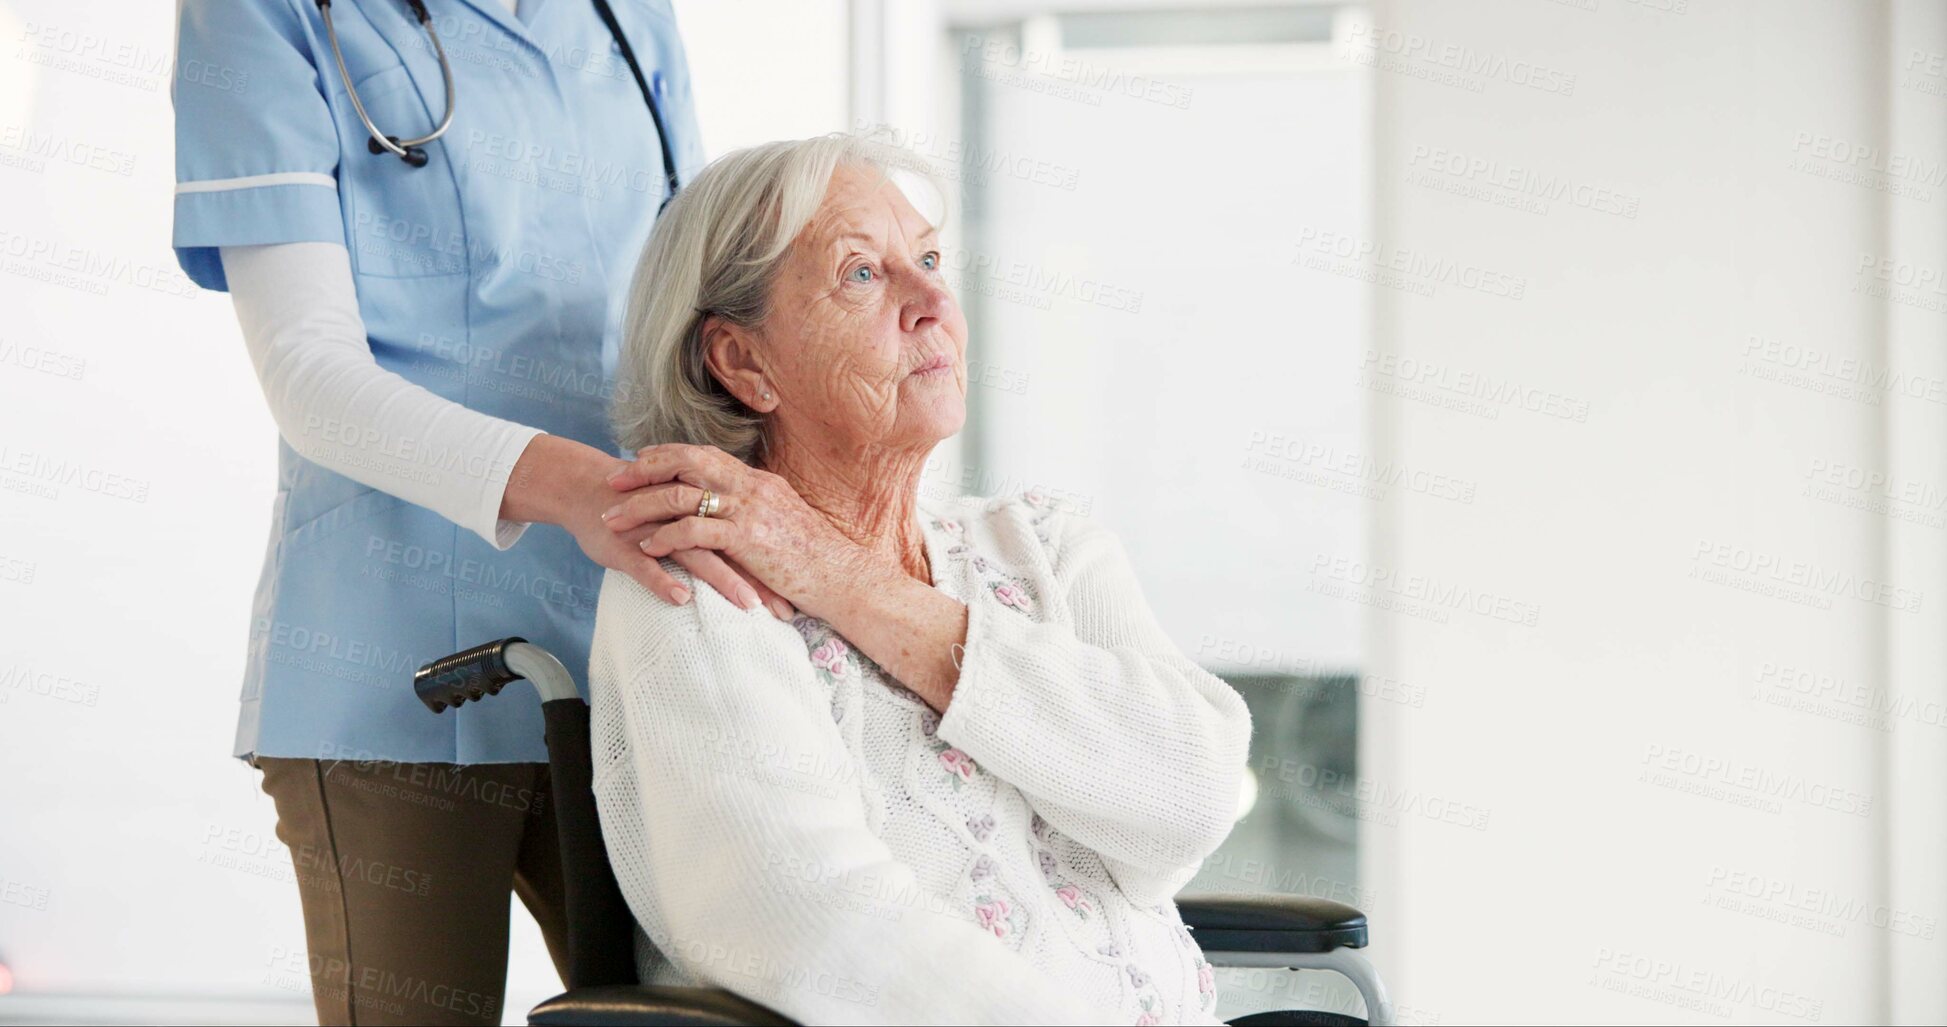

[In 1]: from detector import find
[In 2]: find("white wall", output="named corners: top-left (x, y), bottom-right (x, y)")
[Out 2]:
top-left (0, 0), bottom-right (295, 1015)
top-left (670, 0), bottom-right (847, 157)
top-left (1880, 3), bottom-right (1947, 1017)
top-left (964, 45), bottom-right (1370, 670)
top-left (1361, 0), bottom-right (1946, 1022)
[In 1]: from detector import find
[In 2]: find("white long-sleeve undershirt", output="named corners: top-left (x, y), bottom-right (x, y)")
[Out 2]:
top-left (219, 242), bottom-right (544, 548)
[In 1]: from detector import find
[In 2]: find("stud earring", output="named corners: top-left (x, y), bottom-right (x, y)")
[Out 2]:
top-left (762, 391), bottom-right (772, 400)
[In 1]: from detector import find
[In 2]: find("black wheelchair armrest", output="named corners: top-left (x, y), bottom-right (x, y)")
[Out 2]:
top-left (1178, 894), bottom-right (1369, 954)
top-left (528, 985), bottom-right (796, 1027)
top-left (521, 904), bottom-right (1373, 1026)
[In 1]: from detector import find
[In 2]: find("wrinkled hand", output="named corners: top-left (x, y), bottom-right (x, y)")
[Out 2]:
top-left (603, 443), bottom-right (879, 619)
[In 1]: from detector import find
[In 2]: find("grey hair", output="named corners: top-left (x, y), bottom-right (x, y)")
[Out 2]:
top-left (612, 133), bottom-right (944, 464)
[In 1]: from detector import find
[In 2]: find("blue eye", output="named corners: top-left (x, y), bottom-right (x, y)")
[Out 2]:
top-left (920, 252), bottom-right (940, 271)
top-left (849, 265), bottom-right (875, 283)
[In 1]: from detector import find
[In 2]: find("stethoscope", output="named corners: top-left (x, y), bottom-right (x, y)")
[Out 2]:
top-left (314, 0), bottom-right (680, 208)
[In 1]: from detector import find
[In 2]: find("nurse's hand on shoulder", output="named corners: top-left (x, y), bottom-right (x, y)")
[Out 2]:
top-left (502, 435), bottom-right (795, 620)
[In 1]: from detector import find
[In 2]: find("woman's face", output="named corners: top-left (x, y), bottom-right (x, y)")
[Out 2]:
top-left (749, 163), bottom-right (968, 459)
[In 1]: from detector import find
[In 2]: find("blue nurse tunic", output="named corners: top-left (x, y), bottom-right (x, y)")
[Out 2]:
top-left (171, 0), bottom-right (703, 763)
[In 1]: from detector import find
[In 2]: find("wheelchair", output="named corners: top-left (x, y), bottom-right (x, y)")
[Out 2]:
top-left (413, 638), bottom-right (1393, 1026)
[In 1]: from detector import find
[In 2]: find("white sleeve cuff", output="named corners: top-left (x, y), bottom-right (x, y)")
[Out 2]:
top-left (936, 578), bottom-right (1044, 748)
top-left (479, 426), bottom-right (548, 550)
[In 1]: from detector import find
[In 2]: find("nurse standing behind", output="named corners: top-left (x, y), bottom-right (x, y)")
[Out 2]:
top-left (172, 2), bottom-right (781, 1023)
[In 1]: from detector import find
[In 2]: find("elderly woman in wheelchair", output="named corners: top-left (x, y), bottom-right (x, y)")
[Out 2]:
top-left (507, 134), bottom-right (1388, 1027)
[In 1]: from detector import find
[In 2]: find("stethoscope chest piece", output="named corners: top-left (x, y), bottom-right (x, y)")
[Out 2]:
top-left (367, 135), bottom-right (432, 167)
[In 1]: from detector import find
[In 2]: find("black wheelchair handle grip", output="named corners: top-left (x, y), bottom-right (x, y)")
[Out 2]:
top-left (414, 636), bottom-right (527, 713)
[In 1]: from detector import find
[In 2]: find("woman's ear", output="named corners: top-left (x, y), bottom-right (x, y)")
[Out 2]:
top-left (701, 316), bottom-right (776, 413)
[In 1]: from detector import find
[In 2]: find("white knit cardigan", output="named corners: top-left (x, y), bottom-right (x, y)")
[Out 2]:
top-left (589, 490), bottom-right (1253, 1026)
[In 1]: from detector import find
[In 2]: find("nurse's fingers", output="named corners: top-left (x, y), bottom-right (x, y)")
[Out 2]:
top-left (669, 547), bottom-right (775, 615)
top-left (601, 483), bottom-right (710, 533)
top-left (725, 553), bottom-right (795, 622)
top-left (618, 550), bottom-right (694, 607)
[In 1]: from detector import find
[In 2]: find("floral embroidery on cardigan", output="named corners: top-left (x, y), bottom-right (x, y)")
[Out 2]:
top-left (991, 581), bottom-right (1033, 612)
top-left (929, 500), bottom-right (1042, 615)
top-left (1054, 884), bottom-right (1093, 917)
top-left (967, 813), bottom-right (996, 842)
top-left (1128, 964), bottom-right (1165, 1025)
top-left (1026, 814), bottom-right (1097, 920)
top-left (1171, 923), bottom-right (1217, 1007)
top-left (1126, 958), bottom-right (1177, 1027)
top-left (1035, 852), bottom-right (1096, 920)
top-left (809, 636), bottom-right (850, 678)
top-left (938, 746), bottom-right (977, 785)
top-left (798, 627), bottom-right (853, 719)
top-left (974, 894), bottom-right (1019, 938)
top-left (1020, 489), bottom-right (1063, 543)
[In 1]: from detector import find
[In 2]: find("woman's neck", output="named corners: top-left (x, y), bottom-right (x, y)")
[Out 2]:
top-left (761, 434), bottom-right (933, 584)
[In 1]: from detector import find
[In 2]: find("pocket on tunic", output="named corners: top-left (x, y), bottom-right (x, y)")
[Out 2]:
top-left (332, 64), bottom-right (469, 279)
top-left (282, 488), bottom-right (404, 553)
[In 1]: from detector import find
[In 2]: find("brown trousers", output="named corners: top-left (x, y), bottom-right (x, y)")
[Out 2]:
top-left (257, 757), bottom-right (572, 1026)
